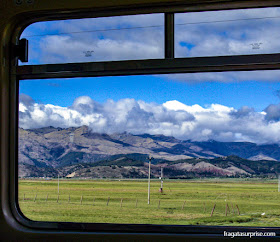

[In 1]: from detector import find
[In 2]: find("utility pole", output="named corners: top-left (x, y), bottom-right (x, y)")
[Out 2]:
top-left (58, 174), bottom-right (60, 194)
top-left (148, 155), bottom-right (153, 205)
top-left (159, 167), bottom-right (163, 193)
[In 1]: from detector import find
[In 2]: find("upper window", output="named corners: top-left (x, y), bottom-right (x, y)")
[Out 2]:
top-left (176, 8), bottom-right (280, 57)
top-left (20, 13), bottom-right (164, 65)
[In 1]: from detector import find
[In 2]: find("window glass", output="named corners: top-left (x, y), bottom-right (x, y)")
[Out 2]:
top-left (175, 8), bottom-right (280, 58)
top-left (18, 71), bottom-right (280, 226)
top-left (20, 14), bottom-right (164, 65)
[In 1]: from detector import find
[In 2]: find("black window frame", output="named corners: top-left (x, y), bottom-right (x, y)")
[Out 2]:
top-left (5, 1), bottom-right (280, 237)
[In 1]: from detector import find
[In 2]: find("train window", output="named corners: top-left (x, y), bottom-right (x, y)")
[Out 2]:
top-left (13, 5), bottom-right (280, 236)
top-left (175, 7), bottom-right (280, 58)
top-left (19, 14), bottom-right (164, 65)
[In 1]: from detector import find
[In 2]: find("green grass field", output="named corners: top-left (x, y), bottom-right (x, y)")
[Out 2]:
top-left (18, 178), bottom-right (280, 226)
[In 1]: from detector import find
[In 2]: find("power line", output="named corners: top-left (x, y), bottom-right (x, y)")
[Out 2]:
top-left (22, 15), bottom-right (280, 38)
top-left (176, 15), bottom-right (280, 26)
top-left (22, 25), bottom-right (163, 38)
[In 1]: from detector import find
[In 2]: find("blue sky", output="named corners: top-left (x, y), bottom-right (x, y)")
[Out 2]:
top-left (20, 74), bottom-right (280, 112)
top-left (18, 7), bottom-right (280, 144)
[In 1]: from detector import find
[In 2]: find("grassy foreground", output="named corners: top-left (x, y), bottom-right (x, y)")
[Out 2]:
top-left (18, 178), bottom-right (280, 226)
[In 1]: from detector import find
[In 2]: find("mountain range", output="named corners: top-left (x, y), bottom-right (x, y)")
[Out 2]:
top-left (18, 126), bottom-right (280, 178)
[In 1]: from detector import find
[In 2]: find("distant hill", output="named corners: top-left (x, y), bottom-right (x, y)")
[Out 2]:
top-left (18, 126), bottom-right (280, 178)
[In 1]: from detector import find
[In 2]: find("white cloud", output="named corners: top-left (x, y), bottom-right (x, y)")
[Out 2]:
top-left (19, 94), bottom-right (280, 144)
top-left (162, 70), bottom-right (280, 83)
top-left (39, 32), bottom-right (164, 63)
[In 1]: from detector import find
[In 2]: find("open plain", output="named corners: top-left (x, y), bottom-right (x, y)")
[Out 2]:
top-left (18, 178), bottom-right (280, 226)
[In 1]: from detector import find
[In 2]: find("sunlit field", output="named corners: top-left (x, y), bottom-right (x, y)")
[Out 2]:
top-left (18, 178), bottom-right (280, 226)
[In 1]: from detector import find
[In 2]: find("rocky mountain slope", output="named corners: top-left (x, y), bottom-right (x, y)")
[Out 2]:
top-left (18, 126), bottom-right (280, 178)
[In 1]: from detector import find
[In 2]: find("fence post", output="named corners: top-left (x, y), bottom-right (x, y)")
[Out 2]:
top-left (135, 199), bottom-right (138, 208)
top-left (236, 204), bottom-right (240, 215)
top-left (107, 197), bottom-right (110, 206)
top-left (80, 196), bottom-right (83, 205)
top-left (225, 204), bottom-right (228, 216)
top-left (203, 202), bottom-right (206, 213)
top-left (227, 203), bottom-right (230, 213)
top-left (120, 198), bottom-right (123, 208)
top-left (211, 203), bottom-right (216, 217)
top-left (182, 201), bottom-right (186, 210)
top-left (34, 194), bottom-right (37, 202)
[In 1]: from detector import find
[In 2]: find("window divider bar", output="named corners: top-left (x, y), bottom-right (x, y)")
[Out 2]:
top-left (165, 13), bottom-right (174, 59)
top-left (16, 53), bottom-right (280, 80)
